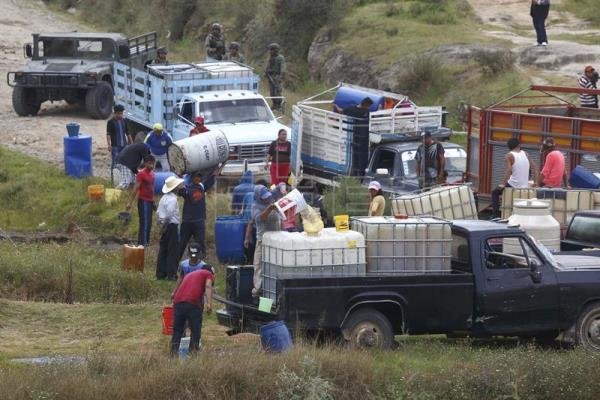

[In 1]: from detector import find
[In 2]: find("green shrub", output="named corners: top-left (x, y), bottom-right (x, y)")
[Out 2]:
top-left (474, 49), bottom-right (514, 76)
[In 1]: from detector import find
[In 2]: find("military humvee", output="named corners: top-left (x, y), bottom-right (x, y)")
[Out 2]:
top-left (7, 31), bottom-right (156, 119)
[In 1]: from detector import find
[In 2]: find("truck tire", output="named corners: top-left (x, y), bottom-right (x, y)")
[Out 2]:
top-left (575, 302), bottom-right (600, 352)
top-left (12, 86), bottom-right (41, 116)
top-left (342, 308), bottom-right (394, 350)
top-left (85, 81), bottom-right (113, 119)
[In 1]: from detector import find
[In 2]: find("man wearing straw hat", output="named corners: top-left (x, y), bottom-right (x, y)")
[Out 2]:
top-left (156, 176), bottom-right (184, 280)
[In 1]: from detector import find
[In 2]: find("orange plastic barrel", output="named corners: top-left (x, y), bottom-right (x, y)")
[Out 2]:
top-left (122, 244), bottom-right (145, 272)
top-left (87, 184), bottom-right (105, 202)
top-left (162, 306), bottom-right (174, 335)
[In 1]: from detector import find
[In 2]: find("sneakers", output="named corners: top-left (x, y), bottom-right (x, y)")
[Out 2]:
top-left (542, 42), bottom-right (548, 46)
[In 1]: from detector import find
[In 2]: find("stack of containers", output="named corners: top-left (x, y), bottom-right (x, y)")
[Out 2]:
top-left (351, 216), bottom-right (452, 274)
top-left (261, 228), bottom-right (366, 301)
top-left (391, 185), bottom-right (477, 220)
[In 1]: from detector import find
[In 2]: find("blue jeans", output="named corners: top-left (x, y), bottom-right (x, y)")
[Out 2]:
top-left (171, 302), bottom-right (203, 355)
top-left (137, 199), bottom-right (153, 246)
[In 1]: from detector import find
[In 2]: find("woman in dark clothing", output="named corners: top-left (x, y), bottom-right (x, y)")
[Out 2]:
top-left (268, 129), bottom-right (291, 185)
top-left (531, 0), bottom-right (550, 46)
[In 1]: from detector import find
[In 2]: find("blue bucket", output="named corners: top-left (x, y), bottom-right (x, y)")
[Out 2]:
top-left (66, 122), bottom-right (80, 137)
top-left (260, 320), bottom-right (293, 353)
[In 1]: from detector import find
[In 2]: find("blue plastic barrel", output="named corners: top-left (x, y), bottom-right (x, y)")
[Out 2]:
top-left (215, 215), bottom-right (247, 264)
top-left (333, 86), bottom-right (384, 112)
top-left (260, 321), bottom-right (293, 353)
top-left (66, 122), bottom-right (80, 137)
top-left (570, 165), bottom-right (600, 189)
top-left (64, 135), bottom-right (92, 178)
top-left (154, 171), bottom-right (176, 194)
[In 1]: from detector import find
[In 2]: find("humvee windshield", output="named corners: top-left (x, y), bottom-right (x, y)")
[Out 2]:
top-left (36, 38), bottom-right (116, 60)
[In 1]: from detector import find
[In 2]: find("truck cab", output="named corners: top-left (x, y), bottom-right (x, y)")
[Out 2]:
top-left (172, 90), bottom-right (289, 177)
top-left (363, 140), bottom-right (467, 194)
top-left (8, 32), bottom-right (156, 119)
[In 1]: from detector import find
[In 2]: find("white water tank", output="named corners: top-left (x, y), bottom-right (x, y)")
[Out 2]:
top-left (504, 199), bottom-right (560, 253)
top-left (167, 130), bottom-right (229, 175)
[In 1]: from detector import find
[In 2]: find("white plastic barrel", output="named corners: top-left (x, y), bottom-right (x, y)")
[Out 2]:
top-left (167, 129), bottom-right (229, 175)
top-left (503, 199), bottom-right (560, 253)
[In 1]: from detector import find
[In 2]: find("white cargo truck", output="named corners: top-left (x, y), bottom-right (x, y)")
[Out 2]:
top-left (113, 61), bottom-right (289, 176)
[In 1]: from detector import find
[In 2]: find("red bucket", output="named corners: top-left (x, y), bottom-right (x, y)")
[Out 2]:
top-left (162, 305), bottom-right (174, 335)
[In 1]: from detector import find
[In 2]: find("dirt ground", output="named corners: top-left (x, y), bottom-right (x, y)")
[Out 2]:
top-left (0, 0), bottom-right (112, 178)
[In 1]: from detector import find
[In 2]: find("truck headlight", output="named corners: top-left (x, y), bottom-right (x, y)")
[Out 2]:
top-left (228, 146), bottom-right (239, 160)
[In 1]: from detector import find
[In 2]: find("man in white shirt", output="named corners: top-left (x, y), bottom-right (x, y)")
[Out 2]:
top-left (491, 138), bottom-right (539, 218)
top-left (157, 176), bottom-right (184, 280)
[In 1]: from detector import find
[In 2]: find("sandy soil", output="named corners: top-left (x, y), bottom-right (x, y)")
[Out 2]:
top-left (0, 0), bottom-right (112, 178)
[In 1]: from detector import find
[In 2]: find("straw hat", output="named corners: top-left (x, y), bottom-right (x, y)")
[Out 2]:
top-left (162, 176), bottom-right (184, 194)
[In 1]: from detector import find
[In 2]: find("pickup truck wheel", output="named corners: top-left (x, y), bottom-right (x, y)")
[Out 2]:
top-left (342, 308), bottom-right (394, 350)
top-left (85, 81), bottom-right (113, 119)
top-left (12, 86), bottom-right (41, 116)
top-left (575, 303), bottom-right (600, 352)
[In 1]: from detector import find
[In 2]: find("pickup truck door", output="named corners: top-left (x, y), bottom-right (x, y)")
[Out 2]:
top-left (476, 235), bottom-right (560, 334)
top-left (366, 147), bottom-right (405, 192)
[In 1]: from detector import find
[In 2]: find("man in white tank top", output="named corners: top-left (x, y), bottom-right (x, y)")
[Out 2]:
top-left (491, 138), bottom-right (539, 218)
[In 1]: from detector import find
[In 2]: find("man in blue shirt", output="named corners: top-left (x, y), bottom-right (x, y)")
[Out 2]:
top-left (144, 123), bottom-right (173, 172)
top-left (177, 168), bottom-right (218, 260)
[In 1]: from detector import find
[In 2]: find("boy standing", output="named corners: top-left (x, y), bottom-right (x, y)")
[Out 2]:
top-left (126, 155), bottom-right (156, 246)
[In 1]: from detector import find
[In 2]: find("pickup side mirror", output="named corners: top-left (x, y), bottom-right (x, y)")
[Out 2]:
top-left (118, 44), bottom-right (130, 60)
top-left (530, 260), bottom-right (542, 284)
top-left (24, 43), bottom-right (32, 58)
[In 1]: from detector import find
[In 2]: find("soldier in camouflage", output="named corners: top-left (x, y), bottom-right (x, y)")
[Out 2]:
top-left (205, 23), bottom-right (226, 62)
top-left (265, 43), bottom-right (286, 110)
top-left (224, 42), bottom-right (246, 64)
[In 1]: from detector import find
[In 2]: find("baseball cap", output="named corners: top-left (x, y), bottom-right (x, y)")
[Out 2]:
top-left (585, 65), bottom-right (595, 73)
top-left (259, 186), bottom-right (272, 200)
top-left (368, 181), bottom-right (381, 191)
top-left (153, 122), bottom-right (163, 131)
top-left (194, 116), bottom-right (204, 124)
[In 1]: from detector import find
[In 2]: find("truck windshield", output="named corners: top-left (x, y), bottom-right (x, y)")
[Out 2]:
top-left (401, 147), bottom-right (467, 178)
top-left (37, 39), bottom-right (115, 60)
top-left (566, 215), bottom-right (600, 245)
top-left (198, 98), bottom-right (273, 124)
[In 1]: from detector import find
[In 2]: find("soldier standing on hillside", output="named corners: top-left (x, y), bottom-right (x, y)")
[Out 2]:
top-left (205, 23), bottom-right (226, 62)
top-left (224, 42), bottom-right (246, 64)
top-left (265, 43), bottom-right (286, 110)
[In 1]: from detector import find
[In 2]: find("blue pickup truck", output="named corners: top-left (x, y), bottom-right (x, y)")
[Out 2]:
top-left (217, 220), bottom-right (600, 351)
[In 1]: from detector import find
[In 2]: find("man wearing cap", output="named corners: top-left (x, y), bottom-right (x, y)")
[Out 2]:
top-left (178, 242), bottom-right (214, 279)
top-left (579, 66), bottom-right (599, 108)
top-left (265, 43), bottom-right (286, 110)
top-left (224, 42), bottom-right (245, 64)
top-left (538, 137), bottom-right (570, 188)
top-left (114, 142), bottom-right (151, 189)
top-left (368, 181), bottom-right (386, 216)
top-left (415, 132), bottom-right (446, 189)
top-left (177, 167), bottom-right (220, 261)
top-left (189, 116), bottom-right (210, 137)
top-left (334, 97), bottom-right (374, 176)
top-left (244, 184), bottom-right (281, 297)
top-left (126, 155), bottom-right (156, 246)
top-left (150, 47), bottom-right (169, 66)
top-left (205, 23), bottom-right (226, 62)
top-left (144, 123), bottom-right (173, 172)
top-left (106, 104), bottom-right (132, 183)
top-left (156, 176), bottom-right (184, 280)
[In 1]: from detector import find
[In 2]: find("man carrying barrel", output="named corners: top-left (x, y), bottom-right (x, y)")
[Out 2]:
top-left (170, 267), bottom-right (214, 356)
top-left (144, 123), bottom-right (173, 172)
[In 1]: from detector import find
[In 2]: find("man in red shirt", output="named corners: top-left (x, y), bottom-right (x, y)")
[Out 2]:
top-left (126, 155), bottom-right (156, 246)
top-left (538, 137), bottom-right (570, 188)
top-left (189, 116), bottom-right (210, 137)
top-left (170, 268), bottom-right (214, 356)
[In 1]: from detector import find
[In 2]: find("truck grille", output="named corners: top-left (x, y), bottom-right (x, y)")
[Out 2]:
top-left (34, 75), bottom-right (78, 86)
top-left (238, 143), bottom-right (269, 160)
